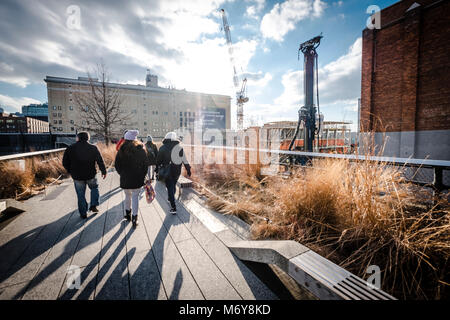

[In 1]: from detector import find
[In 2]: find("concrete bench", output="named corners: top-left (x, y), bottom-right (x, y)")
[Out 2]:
top-left (0, 199), bottom-right (27, 215)
top-left (228, 240), bottom-right (396, 300)
top-left (0, 199), bottom-right (28, 231)
top-left (177, 176), bottom-right (193, 188)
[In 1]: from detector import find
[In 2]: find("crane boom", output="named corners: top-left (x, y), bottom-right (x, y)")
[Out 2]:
top-left (220, 8), bottom-right (248, 130)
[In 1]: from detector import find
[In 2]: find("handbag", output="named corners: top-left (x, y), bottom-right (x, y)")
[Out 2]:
top-left (144, 179), bottom-right (156, 204)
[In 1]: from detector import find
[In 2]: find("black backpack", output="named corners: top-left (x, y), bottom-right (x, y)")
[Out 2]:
top-left (146, 144), bottom-right (157, 163)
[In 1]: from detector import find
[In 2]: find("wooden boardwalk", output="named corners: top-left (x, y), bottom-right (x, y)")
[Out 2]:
top-left (0, 172), bottom-right (277, 300)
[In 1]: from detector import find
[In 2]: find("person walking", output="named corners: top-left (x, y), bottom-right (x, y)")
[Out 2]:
top-left (114, 130), bottom-right (150, 228)
top-left (156, 131), bottom-right (191, 214)
top-left (145, 135), bottom-right (158, 181)
top-left (62, 131), bottom-right (107, 219)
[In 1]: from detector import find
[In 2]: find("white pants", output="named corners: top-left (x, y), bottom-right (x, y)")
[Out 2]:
top-left (148, 165), bottom-right (156, 180)
top-left (124, 188), bottom-right (140, 217)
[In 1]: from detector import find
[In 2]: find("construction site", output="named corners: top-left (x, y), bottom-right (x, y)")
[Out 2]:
top-left (0, 0), bottom-right (449, 308)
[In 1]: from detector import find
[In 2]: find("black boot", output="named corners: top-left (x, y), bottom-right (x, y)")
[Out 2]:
top-left (132, 215), bottom-right (138, 228)
top-left (124, 209), bottom-right (131, 221)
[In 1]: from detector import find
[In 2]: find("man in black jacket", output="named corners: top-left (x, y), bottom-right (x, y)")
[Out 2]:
top-left (62, 131), bottom-right (107, 218)
top-left (156, 131), bottom-right (191, 214)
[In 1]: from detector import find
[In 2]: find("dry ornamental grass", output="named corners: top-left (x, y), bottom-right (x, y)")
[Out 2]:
top-left (0, 143), bottom-right (117, 200)
top-left (191, 158), bottom-right (449, 300)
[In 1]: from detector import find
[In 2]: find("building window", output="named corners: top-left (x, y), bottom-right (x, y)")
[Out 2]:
top-left (53, 106), bottom-right (57, 110)
top-left (71, 127), bottom-right (75, 131)
top-left (58, 127), bottom-right (62, 131)
top-left (59, 120), bottom-right (62, 124)
top-left (69, 106), bottom-right (73, 110)
top-left (53, 120), bottom-right (57, 124)
top-left (58, 113), bottom-right (62, 117)
top-left (53, 113), bottom-right (57, 117)
top-left (144, 121), bottom-right (147, 125)
top-left (58, 106), bottom-right (62, 110)
top-left (70, 120), bottom-right (74, 124)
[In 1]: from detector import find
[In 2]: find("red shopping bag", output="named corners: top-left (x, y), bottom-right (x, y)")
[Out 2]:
top-left (144, 179), bottom-right (156, 204)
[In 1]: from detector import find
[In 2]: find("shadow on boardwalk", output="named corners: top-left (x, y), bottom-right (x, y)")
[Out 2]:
top-left (0, 195), bottom-right (185, 299)
top-left (0, 176), bottom-right (278, 300)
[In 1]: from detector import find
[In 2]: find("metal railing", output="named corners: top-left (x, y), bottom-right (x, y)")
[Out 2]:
top-left (183, 144), bottom-right (450, 191)
top-left (0, 148), bottom-right (66, 162)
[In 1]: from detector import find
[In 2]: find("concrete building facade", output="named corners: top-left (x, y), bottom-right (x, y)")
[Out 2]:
top-left (360, 0), bottom-right (450, 160)
top-left (44, 71), bottom-right (231, 140)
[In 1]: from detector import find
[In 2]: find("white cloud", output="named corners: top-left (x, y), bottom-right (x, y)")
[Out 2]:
top-left (312, 0), bottom-right (326, 17)
top-left (0, 61), bottom-right (29, 87)
top-left (245, 71), bottom-right (272, 87)
top-left (246, 6), bottom-right (257, 19)
top-left (0, 94), bottom-right (41, 113)
top-left (260, 0), bottom-right (326, 42)
top-left (161, 37), bottom-right (260, 99)
top-left (0, 0), bottom-right (229, 90)
top-left (245, 0), bottom-right (266, 19)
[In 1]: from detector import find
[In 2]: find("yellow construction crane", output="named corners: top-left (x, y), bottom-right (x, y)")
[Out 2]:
top-left (220, 8), bottom-right (249, 131)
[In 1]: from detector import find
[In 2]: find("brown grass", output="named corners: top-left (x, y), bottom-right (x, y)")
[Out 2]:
top-left (191, 157), bottom-right (450, 300)
top-left (0, 143), bottom-right (117, 200)
top-left (97, 142), bottom-right (117, 168)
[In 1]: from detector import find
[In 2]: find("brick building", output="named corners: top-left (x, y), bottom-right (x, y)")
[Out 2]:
top-left (360, 0), bottom-right (450, 160)
top-left (0, 113), bottom-right (49, 133)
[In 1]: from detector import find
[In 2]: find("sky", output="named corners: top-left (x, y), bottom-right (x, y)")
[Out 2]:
top-left (0, 0), bottom-right (399, 131)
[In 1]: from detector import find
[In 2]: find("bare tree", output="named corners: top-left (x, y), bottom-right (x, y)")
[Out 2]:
top-left (73, 62), bottom-right (131, 145)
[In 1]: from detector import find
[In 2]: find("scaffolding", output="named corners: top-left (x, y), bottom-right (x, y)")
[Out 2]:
top-left (261, 120), bottom-right (352, 154)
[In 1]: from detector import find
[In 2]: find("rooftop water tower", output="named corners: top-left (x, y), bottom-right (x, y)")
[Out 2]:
top-left (145, 69), bottom-right (158, 87)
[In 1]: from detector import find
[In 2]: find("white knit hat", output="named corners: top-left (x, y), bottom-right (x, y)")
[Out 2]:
top-left (164, 131), bottom-right (177, 141)
top-left (124, 130), bottom-right (139, 141)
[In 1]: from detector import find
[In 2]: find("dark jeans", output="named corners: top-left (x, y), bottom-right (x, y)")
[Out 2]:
top-left (73, 177), bottom-right (99, 216)
top-left (165, 176), bottom-right (177, 210)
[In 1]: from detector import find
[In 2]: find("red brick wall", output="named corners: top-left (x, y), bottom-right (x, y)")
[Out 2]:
top-left (378, 0), bottom-right (436, 27)
top-left (360, 0), bottom-right (450, 133)
top-left (417, 2), bottom-right (450, 131)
